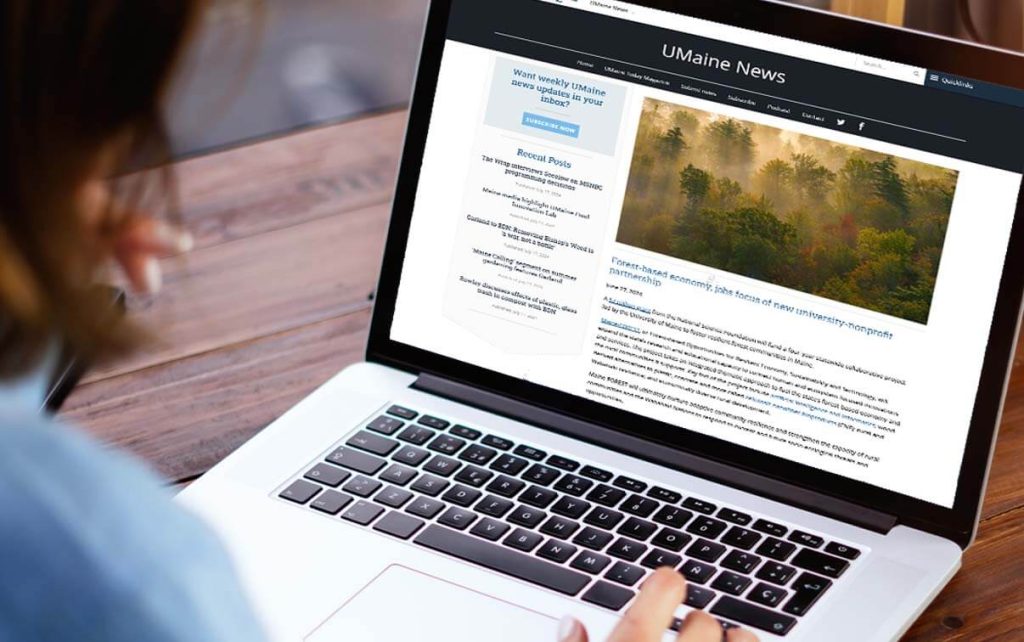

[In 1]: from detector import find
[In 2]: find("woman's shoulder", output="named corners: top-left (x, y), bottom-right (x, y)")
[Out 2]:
top-left (0, 412), bottom-right (268, 642)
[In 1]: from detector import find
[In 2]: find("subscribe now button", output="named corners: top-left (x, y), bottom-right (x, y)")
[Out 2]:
top-left (521, 112), bottom-right (581, 138)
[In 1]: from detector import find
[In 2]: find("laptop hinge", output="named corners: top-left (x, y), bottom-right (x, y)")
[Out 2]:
top-left (414, 373), bottom-right (898, 535)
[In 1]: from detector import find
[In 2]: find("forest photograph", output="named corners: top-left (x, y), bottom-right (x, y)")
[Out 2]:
top-left (617, 98), bottom-right (958, 324)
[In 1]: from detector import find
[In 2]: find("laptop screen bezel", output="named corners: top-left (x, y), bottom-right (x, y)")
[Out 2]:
top-left (367, 0), bottom-right (1024, 548)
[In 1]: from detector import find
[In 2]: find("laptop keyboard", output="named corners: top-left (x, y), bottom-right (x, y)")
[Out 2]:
top-left (277, 404), bottom-right (864, 637)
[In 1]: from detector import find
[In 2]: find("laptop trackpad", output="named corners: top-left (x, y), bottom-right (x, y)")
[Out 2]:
top-left (305, 565), bottom-right (558, 641)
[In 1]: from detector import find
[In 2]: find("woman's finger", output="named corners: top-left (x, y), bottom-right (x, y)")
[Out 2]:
top-left (608, 567), bottom-right (687, 642)
top-left (725, 626), bottom-right (759, 642)
top-left (116, 250), bottom-right (163, 294)
top-left (674, 610), bottom-right (724, 642)
top-left (114, 217), bottom-right (194, 257)
top-left (557, 616), bottom-right (590, 642)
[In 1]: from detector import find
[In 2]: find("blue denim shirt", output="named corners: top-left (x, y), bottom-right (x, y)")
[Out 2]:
top-left (0, 368), bottom-right (268, 642)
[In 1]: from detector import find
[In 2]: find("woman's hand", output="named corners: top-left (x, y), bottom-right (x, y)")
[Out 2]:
top-left (79, 179), bottom-right (193, 294)
top-left (559, 568), bottom-right (758, 642)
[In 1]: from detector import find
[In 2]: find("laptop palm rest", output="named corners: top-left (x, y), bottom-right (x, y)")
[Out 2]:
top-left (305, 565), bottom-right (558, 641)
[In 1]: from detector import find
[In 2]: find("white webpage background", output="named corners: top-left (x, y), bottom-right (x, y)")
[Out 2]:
top-left (392, 40), bottom-right (1022, 507)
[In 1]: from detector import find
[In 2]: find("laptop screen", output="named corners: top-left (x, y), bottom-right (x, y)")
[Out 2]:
top-left (390, 0), bottom-right (1024, 509)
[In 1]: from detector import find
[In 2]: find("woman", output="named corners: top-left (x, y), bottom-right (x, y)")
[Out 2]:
top-left (0, 2), bottom-right (755, 641)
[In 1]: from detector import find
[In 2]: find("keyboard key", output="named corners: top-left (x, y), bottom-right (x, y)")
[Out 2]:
top-left (486, 475), bottom-right (525, 498)
top-left (509, 505), bottom-right (547, 528)
top-left (537, 539), bottom-right (578, 563)
top-left (520, 485), bottom-right (558, 508)
top-left (367, 415), bottom-right (404, 435)
top-left (680, 559), bottom-right (716, 584)
top-left (585, 507), bottom-right (625, 530)
top-left (459, 444), bottom-right (498, 465)
top-left (789, 530), bottom-right (824, 548)
top-left (686, 517), bottom-right (727, 539)
top-left (752, 519), bottom-right (788, 537)
top-left (470, 517), bottom-right (510, 541)
top-left (310, 490), bottom-right (352, 515)
top-left (782, 572), bottom-right (832, 616)
top-left (682, 497), bottom-right (717, 515)
top-left (373, 511), bottom-right (424, 539)
top-left (418, 415), bottom-right (450, 430)
top-left (721, 526), bottom-right (762, 551)
top-left (547, 455), bottom-right (580, 471)
top-left (406, 496), bottom-right (445, 519)
top-left (415, 525), bottom-right (590, 595)
top-left (341, 500), bottom-right (385, 525)
top-left (587, 484), bottom-right (626, 507)
top-left (397, 425), bottom-right (435, 446)
top-left (618, 517), bottom-right (658, 541)
top-left (640, 549), bottom-right (682, 570)
top-left (606, 561), bottom-right (646, 587)
top-left (792, 548), bottom-right (848, 578)
top-left (551, 496), bottom-right (591, 519)
top-left (326, 448), bottom-right (386, 475)
top-left (423, 455), bottom-right (462, 477)
top-left (756, 562), bottom-right (797, 586)
top-left (652, 505), bottom-right (693, 529)
top-left (478, 495), bottom-right (515, 518)
top-left (454, 465), bottom-right (493, 487)
top-left (685, 585), bottom-right (717, 609)
top-left (749, 582), bottom-right (788, 608)
top-left (347, 431), bottom-right (399, 456)
top-left (450, 425), bottom-right (482, 440)
top-left (652, 527), bottom-right (691, 552)
top-left (375, 486), bottom-right (413, 508)
top-left (717, 508), bottom-right (752, 526)
top-left (607, 537), bottom-right (647, 562)
top-left (482, 435), bottom-right (514, 450)
top-left (711, 596), bottom-right (796, 636)
top-left (711, 570), bottom-right (751, 595)
top-left (756, 537), bottom-right (797, 561)
top-left (574, 527), bottom-right (614, 551)
top-left (571, 551), bottom-right (612, 574)
top-left (343, 475), bottom-right (382, 498)
top-left (613, 476), bottom-right (647, 493)
top-left (514, 445), bottom-right (546, 461)
top-left (380, 464), bottom-right (418, 486)
top-left (442, 484), bottom-right (482, 507)
top-left (622, 495), bottom-right (659, 518)
top-left (580, 465), bottom-right (614, 482)
top-left (386, 405), bottom-right (418, 420)
top-left (523, 464), bottom-right (560, 486)
top-left (824, 542), bottom-right (861, 560)
top-left (686, 538), bottom-right (726, 563)
top-left (647, 486), bottom-right (682, 503)
top-left (392, 445), bottom-right (430, 467)
top-left (720, 550), bottom-right (762, 574)
top-left (553, 474), bottom-right (593, 497)
top-left (540, 515), bottom-right (581, 539)
top-left (582, 581), bottom-right (634, 611)
top-left (304, 463), bottom-right (350, 487)
top-left (504, 528), bottom-right (544, 552)
top-left (410, 473), bottom-right (448, 497)
top-left (438, 506), bottom-right (478, 530)
top-left (490, 454), bottom-right (529, 475)
top-left (428, 434), bottom-right (466, 455)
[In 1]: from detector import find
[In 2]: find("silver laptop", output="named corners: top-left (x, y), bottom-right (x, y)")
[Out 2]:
top-left (179, 1), bottom-right (1024, 640)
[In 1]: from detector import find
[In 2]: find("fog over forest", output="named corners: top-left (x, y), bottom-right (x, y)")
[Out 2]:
top-left (617, 98), bottom-right (958, 324)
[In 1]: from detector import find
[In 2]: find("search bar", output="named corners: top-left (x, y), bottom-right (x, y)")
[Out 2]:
top-left (855, 55), bottom-right (926, 85)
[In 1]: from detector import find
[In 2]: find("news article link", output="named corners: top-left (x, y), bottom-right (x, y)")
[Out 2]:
top-left (610, 256), bottom-right (895, 341)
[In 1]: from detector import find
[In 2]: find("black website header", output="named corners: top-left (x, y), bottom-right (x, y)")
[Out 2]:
top-left (447, 0), bottom-right (1024, 172)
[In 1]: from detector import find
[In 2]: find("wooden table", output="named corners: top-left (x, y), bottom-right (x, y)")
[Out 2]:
top-left (63, 110), bottom-right (1024, 640)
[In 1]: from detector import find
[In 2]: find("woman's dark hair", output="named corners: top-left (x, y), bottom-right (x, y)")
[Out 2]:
top-left (0, 1), bottom-right (203, 376)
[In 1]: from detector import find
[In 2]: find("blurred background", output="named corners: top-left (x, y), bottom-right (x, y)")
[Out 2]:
top-left (167, 0), bottom-right (1024, 157)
